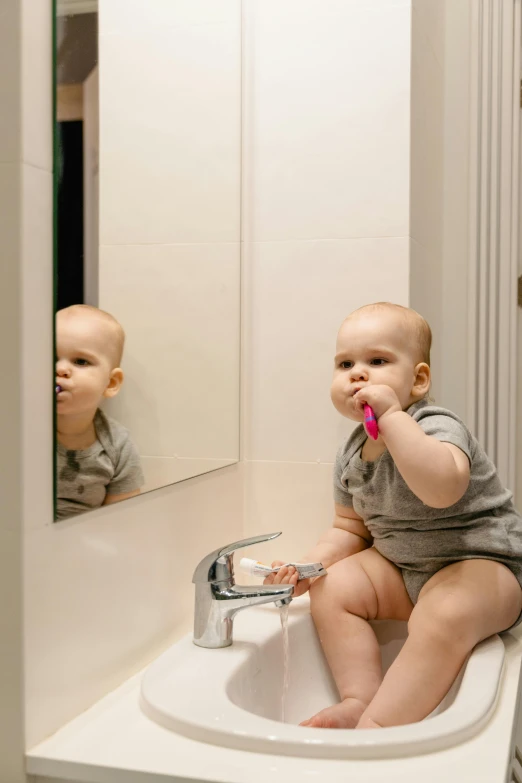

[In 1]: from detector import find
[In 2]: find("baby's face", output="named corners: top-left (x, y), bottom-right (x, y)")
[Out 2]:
top-left (330, 310), bottom-right (423, 422)
top-left (56, 311), bottom-right (119, 417)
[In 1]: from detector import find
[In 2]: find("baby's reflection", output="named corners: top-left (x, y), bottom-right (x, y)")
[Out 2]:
top-left (55, 305), bottom-right (144, 521)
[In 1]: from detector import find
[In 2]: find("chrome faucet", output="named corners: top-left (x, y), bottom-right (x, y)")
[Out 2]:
top-left (192, 532), bottom-right (294, 648)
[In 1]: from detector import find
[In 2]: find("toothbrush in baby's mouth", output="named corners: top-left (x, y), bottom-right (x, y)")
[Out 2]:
top-left (56, 385), bottom-right (62, 394)
top-left (363, 404), bottom-right (379, 440)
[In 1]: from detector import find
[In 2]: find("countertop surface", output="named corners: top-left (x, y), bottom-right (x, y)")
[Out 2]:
top-left (26, 617), bottom-right (522, 783)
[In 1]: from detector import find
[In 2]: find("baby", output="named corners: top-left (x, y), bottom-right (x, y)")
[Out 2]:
top-left (55, 304), bottom-right (144, 520)
top-left (265, 302), bottom-right (522, 729)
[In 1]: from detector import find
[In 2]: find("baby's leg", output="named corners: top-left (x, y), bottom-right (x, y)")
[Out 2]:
top-left (301, 548), bottom-right (413, 728)
top-left (356, 559), bottom-right (522, 729)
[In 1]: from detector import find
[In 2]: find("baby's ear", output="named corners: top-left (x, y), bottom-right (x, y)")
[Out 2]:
top-left (104, 368), bottom-right (124, 398)
top-left (413, 362), bottom-right (431, 398)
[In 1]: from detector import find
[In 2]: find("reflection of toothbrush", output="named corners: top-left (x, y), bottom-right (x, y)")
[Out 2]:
top-left (56, 385), bottom-right (62, 394)
top-left (363, 404), bottom-right (379, 440)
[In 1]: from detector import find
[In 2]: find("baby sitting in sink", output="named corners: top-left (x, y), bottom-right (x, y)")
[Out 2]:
top-left (264, 302), bottom-right (522, 730)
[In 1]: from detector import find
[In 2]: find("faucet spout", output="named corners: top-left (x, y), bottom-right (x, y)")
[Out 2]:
top-left (193, 581), bottom-right (293, 648)
top-left (219, 583), bottom-right (294, 614)
top-left (192, 533), bottom-right (295, 648)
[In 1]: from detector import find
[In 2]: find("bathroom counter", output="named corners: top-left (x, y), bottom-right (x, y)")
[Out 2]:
top-left (27, 627), bottom-right (522, 783)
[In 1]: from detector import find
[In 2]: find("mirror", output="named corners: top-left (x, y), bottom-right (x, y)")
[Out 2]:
top-left (54, 1), bottom-right (241, 521)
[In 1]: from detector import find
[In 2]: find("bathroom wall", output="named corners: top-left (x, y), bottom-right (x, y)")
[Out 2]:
top-left (0, 0), bottom-right (51, 777)
top-left (17, 3), bottom-right (244, 751)
top-left (24, 467), bottom-right (243, 749)
top-left (409, 0), bottom-right (445, 404)
top-left (10, 0), bottom-right (453, 761)
top-left (409, 0), bottom-right (471, 421)
top-left (240, 0), bottom-right (412, 564)
top-left (98, 0), bottom-right (242, 491)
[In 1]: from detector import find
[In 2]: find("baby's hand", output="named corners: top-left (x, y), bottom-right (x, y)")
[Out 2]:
top-left (353, 384), bottom-right (402, 422)
top-left (263, 561), bottom-right (311, 598)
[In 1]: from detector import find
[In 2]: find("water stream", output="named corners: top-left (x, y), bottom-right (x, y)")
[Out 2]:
top-left (279, 604), bottom-right (290, 722)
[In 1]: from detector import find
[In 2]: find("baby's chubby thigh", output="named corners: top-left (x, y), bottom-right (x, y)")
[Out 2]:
top-left (410, 559), bottom-right (522, 646)
top-left (309, 547), bottom-right (414, 623)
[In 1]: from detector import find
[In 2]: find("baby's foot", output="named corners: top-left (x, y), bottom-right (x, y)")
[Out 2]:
top-left (300, 698), bottom-right (368, 729)
top-left (356, 715), bottom-right (382, 729)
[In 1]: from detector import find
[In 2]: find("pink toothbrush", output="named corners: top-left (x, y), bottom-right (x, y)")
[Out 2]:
top-left (363, 404), bottom-right (379, 440)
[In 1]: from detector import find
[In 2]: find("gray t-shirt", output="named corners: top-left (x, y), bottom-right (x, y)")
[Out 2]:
top-left (56, 409), bottom-right (144, 521)
top-left (333, 398), bottom-right (522, 589)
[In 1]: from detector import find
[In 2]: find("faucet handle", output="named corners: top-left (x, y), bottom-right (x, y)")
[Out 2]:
top-left (192, 532), bottom-right (282, 584)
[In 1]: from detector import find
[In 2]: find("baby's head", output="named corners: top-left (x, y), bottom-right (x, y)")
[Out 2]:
top-left (56, 305), bottom-right (125, 418)
top-left (331, 302), bottom-right (432, 422)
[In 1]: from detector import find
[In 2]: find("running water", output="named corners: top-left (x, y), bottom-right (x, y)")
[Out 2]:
top-left (279, 604), bottom-right (290, 722)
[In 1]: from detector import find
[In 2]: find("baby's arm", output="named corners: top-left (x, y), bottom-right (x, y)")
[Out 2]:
top-left (103, 488), bottom-right (140, 505)
top-left (379, 412), bottom-right (470, 508)
top-left (265, 504), bottom-right (372, 596)
top-left (104, 431), bottom-right (144, 506)
top-left (299, 504), bottom-right (372, 568)
top-left (353, 386), bottom-right (471, 509)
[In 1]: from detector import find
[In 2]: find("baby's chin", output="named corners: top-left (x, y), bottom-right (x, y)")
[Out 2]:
top-left (333, 402), bottom-right (364, 423)
top-left (56, 401), bottom-right (96, 417)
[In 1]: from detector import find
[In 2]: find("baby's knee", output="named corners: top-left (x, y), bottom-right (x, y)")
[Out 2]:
top-left (309, 559), bottom-right (377, 620)
top-left (409, 589), bottom-right (478, 647)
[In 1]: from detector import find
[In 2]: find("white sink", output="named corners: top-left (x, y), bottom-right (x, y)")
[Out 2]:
top-left (140, 597), bottom-right (505, 759)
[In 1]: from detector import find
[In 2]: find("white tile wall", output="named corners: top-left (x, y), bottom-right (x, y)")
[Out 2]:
top-left (409, 237), bottom-right (442, 401)
top-left (99, 0), bottom-right (241, 246)
top-left (243, 0), bottom-right (411, 242)
top-left (244, 237), bottom-right (409, 463)
top-left (241, 0), bottom-right (411, 569)
top-left (22, 0), bottom-right (245, 751)
top-left (99, 243), bottom-right (240, 460)
top-left (20, 0), bottom-right (52, 170)
top-left (101, 0), bottom-right (238, 34)
top-left (410, 1), bottom-right (444, 253)
top-left (0, 0), bottom-right (20, 164)
top-left (409, 0), bottom-right (471, 419)
top-left (21, 164), bottom-right (54, 532)
top-left (98, 0), bottom-right (242, 485)
top-left (0, 528), bottom-right (24, 782)
top-left (24, 463), bottom-right (243, 749)
top-left (0, 164), bottom-right (53, 530)
top-left (242, 461), bottom-right (335, 564)
top-left (438, 1), bottom-right (471, 423)
top-left (140, 457), bottom-right (237, 493)
top-left (411, 0), bottom-right (445, 69)
top-left (0, 2), bottom-right (26, 778)
top-left (0, 163), bottom-right (22, 534)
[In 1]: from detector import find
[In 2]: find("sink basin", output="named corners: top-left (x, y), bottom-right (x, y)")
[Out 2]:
top-left (140, 597), bottom-right (505, 759)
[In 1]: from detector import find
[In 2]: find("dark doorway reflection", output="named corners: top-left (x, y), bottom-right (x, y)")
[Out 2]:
top-left (56, 120), bottom-right (84, 310)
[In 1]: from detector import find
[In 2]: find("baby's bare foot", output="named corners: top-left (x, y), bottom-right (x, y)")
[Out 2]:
top-left (300, 698), bottom-right (368, 729)
top-left (356, 715), bottom-right (382, 729)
